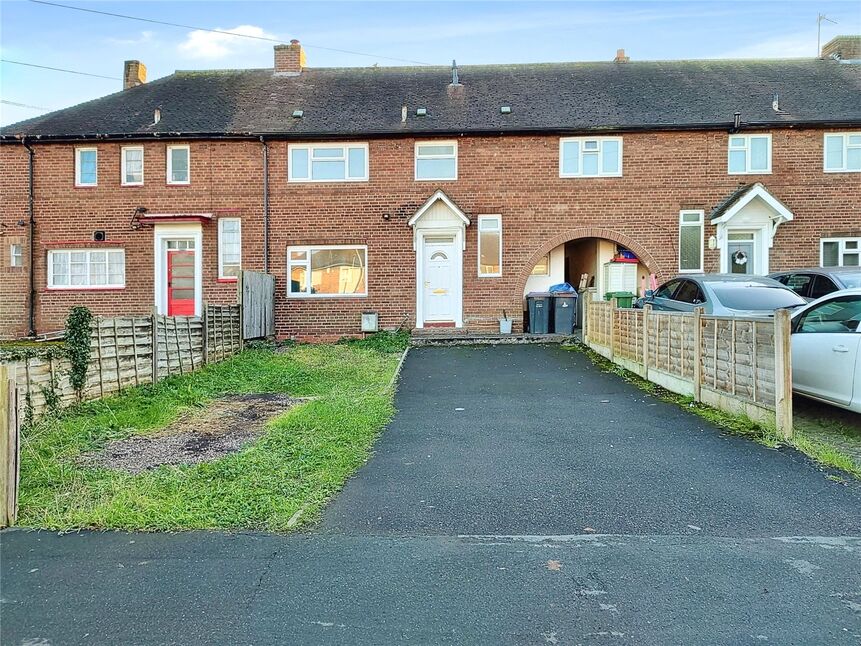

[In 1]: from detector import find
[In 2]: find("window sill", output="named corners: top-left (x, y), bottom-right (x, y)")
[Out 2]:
top-left (727, 171), bottom-right (772, 176)
top-left (166, 182), bottom-right (191, 186)
top-left (287, 294), bottom-right (368, 299)
top-left (287, 178), bottom-right (369, 184)
top-left (74, 184), bottom-right (98, 189)
top-left (415, 177), bottom-right (457, 182)
top-left (121, 183), bottom-right (144, 187)
top-left (559, 174), bottom-right (623, 179)
top-left (216, 277), bottom-right (238, 283)
top-left (823, 168), bottom-right (861, 174)
top-left (44, 286), bottom-right (125, 292)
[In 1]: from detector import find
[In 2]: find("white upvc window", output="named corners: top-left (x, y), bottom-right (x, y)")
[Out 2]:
top-left (477, 215), bottom-right (502, 277)
top-left (10, 244), bottom-right (23, 268)
top-left (727, 134), bottom-right (771, 174)
top-left (415, 141), bottom-right (457, 181)
top-left (47, 249), bottom-right (125, 289)
top-left (823, 133), bottom-right (861, 173)
top-left (288, 143), bottom-right (369, 182)
top-left (218, 218), bottom-right (241, 279)
top-left (75, 147), bottom-right (98, 186)
top-left (121, 146), bottom-right (144, 186)
top-left (821, 237), bottom-right (860, 267)
top-left (287, 245), bottom-right (368, 297)
top-left (678, 210), bottom-right (704, 273)
top-left (559, 137), bottom-right (623, 177)
top-left (167, 145), bottom-right (190, 184)
top-left (531, 253), bottom-right (550, 276)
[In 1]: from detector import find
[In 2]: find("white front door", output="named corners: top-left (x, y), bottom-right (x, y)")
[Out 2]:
top-left (422, 235), bottom-right (458, 323)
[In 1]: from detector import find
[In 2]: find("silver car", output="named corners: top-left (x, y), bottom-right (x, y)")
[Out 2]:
top-left (768, 267), bottom-right (861, 301)
top-left (638, 274), bottom-right (806, 316)
top-left (790, 289), bottom-right (861, 413)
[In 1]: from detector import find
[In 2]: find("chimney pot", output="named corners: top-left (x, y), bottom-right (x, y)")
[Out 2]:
top-left (123, 60), bottom-right (147, 90)
top-left (275, 40), bottom-right (306, 75)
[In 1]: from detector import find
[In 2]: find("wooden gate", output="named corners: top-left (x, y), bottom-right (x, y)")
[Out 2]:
top-left (239, 270), bottom-right (275, 340)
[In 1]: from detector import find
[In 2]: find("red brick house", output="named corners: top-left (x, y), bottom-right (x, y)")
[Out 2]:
top-left (2, 39), bottom-right (860, 341)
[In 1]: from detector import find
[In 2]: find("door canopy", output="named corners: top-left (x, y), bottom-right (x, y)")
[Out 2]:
top-left (710, 183), bottom-right (794, 247)
top-left (408, 190), bottom-right (471, 250)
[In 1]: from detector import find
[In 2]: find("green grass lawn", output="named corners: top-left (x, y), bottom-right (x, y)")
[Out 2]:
top-left (17, 334), bottom-right (408, 531)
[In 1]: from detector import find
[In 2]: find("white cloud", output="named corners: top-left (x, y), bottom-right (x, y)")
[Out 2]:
top-left (717, 32), bottom-right (818, 59)
top-left (107, 30), bottom-right (155, 46)
top-left (178, 25), bottom-right (277, 60)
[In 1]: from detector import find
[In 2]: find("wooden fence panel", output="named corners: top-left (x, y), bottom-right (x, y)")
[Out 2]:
top-left (2, 306), bottom-right (243, 421)
top-left (240, 270), bottom-right (275, 340)
top-left (584, 301), bottom-right (792, 437)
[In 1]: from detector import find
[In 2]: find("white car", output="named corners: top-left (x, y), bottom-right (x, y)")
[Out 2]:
top-left (790, 288), bottom-right (861, 413)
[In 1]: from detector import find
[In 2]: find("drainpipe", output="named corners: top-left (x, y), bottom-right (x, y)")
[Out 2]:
top-left (260, 136), bottom-right (270, 273)
top-left (22, 138), bottom-right (36, 337)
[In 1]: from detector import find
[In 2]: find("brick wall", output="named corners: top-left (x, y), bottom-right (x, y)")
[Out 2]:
top-left (1, 128), bottom-right (859, 340)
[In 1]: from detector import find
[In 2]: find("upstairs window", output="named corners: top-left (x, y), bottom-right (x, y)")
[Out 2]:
top-left (478, 215), bottom-right (502, 277)
top-left (821, 238), bottom-right (860, 267)
top-left (167, 145), bottom-right (190, 184)
top-left (287, 245), bottom-right (367, 297)
top-left (48, 249), bottom-right (125, 289)
top-left (218, 218), bottom-right (241, 279)
top-left (559, 137), bottom-right (622, 178)
top-left (121, 146), bottom-right (144, 186)
top-left (75, 147), bottom-right (98, 186)
top-left (678, 210), bottom-right (704, 272)
top-left (728, 134), bottom-right (771, 174)
top-left (288, 143), bottom-right (368, 182)
top-left (824, 133), bottom-right (861, 173)
top-left (415, 142), bottom-right (457, 180)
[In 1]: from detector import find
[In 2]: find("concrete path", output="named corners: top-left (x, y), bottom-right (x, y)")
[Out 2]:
top-left (2, 345), bottom-right (860, 645)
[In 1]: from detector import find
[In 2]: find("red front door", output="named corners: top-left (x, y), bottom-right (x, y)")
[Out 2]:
top-left (167, 250), bottom-right (196, 315)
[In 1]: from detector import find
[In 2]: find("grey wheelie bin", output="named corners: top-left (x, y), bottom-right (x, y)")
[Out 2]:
top-left (553, 292), bottom-right (578, 334)
top-left (526, 292), bottom-right (553, 334)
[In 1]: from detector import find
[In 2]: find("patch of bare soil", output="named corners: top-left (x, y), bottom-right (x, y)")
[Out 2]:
top-left (80, 394), bottom-right (301, 473)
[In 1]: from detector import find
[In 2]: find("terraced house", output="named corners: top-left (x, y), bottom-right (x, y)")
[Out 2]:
top-left (1, 36), bottom-right (860, 340)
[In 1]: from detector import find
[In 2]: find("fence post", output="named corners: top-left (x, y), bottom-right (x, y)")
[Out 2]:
top-left (202, 303), bottom-right (209, 365)
top-left (693, 307), bottom-right (703, 402)
top-left (151, 307), bottom-right (160, 384)
top-left (582, 294), bottom-right (590, 344)
top-left (773, 308), bottom-right (793, 439)
top-left (609, 298), bottom-right (617, 361)
top-left (642, 305), bottom-right (651, 379)
top-left (0, 364), bottom-right (20, 528)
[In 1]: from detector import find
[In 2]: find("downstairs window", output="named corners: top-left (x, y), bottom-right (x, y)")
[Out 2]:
top-left (287, 246), bottom-right (367, 297)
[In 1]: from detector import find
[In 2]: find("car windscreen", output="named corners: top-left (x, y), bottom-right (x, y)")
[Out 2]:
top-left (837, 272), bottom-right (861, 289)
top-left (711, 285), bottom-right (806, 311)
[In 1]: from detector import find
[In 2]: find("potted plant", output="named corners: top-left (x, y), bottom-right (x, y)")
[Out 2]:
top-left (499, 309), bottom-right (513, 334)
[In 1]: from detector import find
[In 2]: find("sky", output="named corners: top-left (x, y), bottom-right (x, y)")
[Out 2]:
top-left (1, 0), bottom-right (859, 126)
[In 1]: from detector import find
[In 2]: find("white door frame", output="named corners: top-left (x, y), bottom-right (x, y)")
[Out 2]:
top-left (153, 223), bottom-right (204, 316)
top-left (718, 224), bottom-right (770, 275)
top-left (415, 226), bottom-right (464, 328)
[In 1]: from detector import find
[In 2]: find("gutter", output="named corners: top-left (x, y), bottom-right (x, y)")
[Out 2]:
top-left (260, 136), bottom-right (270, 273)
top-left (3, 119), bottom-right (861, 144)
top-left (21, 138), bottom-right (36, 337)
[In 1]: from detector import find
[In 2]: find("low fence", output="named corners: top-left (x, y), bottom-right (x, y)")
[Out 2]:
top-left (3, 305), bottom-right (242, 421)
top-left (584, 298), bottom-right (792, 438)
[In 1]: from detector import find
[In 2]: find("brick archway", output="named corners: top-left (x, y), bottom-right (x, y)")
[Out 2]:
top-left (513, 227), bottom-right (664, 300)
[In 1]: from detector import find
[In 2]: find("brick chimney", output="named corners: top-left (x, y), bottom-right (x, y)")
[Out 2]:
top-left (614, 48), bottom-right (630, 63)
top-left (123, 60), bottom-right (147, 90)
top-left (821, 35), bottom-right (861, 60)
top-left (274, 40), bottom-right (306, 75)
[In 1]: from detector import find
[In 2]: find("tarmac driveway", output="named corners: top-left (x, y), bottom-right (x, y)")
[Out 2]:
top-left (323, 344), bottom-right (860, 537)
top-left (2, 344), bottom-right (860, 645)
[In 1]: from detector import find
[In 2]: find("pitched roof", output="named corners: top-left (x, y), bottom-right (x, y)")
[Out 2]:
top-left (3, 59), bottom-right (860, 140)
